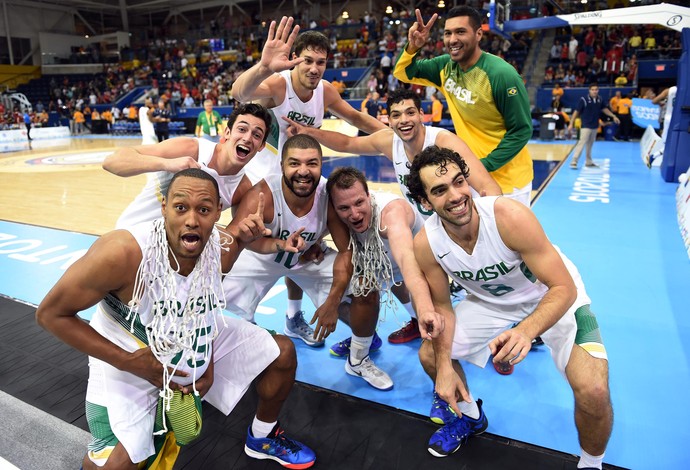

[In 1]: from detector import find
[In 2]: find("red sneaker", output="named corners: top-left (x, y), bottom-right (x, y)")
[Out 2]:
top-left (388, 318), bottom-right (421, 344)
top-left (492, 360), bottom-right (514, 376)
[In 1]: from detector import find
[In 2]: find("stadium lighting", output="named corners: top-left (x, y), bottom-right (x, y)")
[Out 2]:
top-left (438, 0), bottom-right (445, 8)
top-left (581, 0), bottom-right (588, 4)
top-left (342, 11), bottom-right (349, 19)
top-left (386, 6), bottom-right (393, 14)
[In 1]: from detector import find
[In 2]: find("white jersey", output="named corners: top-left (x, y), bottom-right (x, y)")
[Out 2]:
top-left (222, 174), bottom-right (332, 319)
top-left (90, 220), bottom-right (221, 385)
top-left (392, 126), bottom-right (444, 223)
top-left (139, 106), bottom-right (157, 145)
top-left (426, 196), bottom-right (581, 306)
top-left (273, 70), bottom-right (325, 155)
top-left (244, 70), bottom-right (326, 183)
top-left (662, 86), bottom-right (677, 144)
top-left (264, 172), bottom-right (329, 267)
top-left (116, 138), bottom-right (244, 228)
top-left (352, 191), bottom-right (423, 275)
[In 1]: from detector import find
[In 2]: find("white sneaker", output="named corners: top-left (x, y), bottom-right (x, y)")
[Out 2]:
top-left (345, 355), bottom-right (393, 391)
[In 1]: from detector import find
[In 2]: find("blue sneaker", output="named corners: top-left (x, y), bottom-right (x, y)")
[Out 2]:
top-left (329, 332), bottom-right (383, 357)
top-left (430, 391), bottom-right (457, 425)
top-left (427, 399), bottom-right (488, 457)
top-left (245, 423), bottom-right (316, 469)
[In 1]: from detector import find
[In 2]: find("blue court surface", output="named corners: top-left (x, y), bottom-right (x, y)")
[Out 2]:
top-left (1, 140), bottom-right (689, 469)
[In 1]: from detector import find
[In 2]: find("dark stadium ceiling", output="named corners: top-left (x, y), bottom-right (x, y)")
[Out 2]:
top-left (11, 0), bottom-right (670, 35)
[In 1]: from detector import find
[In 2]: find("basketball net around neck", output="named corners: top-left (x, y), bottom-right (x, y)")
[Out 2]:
top-left (348, 196), bottom-right (400, 313)
top-left (127, 218), bottom-right (227, 435)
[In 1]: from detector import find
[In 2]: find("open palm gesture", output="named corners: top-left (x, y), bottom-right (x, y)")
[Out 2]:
top-left (407, 9), bottom-right (438, 53)
top-left (260, 16), bottom-right (304, 73)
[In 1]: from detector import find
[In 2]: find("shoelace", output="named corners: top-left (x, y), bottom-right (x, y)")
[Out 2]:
top-left (293, 313), bottom-right (313, 333)
top-left (357, 357), bottom-right (383, 376)
top-left (438, 418), bottom-right (472, 442)
top-left (272, 428), bottom-right (303, 454)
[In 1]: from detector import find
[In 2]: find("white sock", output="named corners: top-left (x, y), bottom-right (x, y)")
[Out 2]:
top-left (457, 392), bottom-right (479, 420)
top-left (401, 302), bottom-right (416, 320)
top-left (349, 334), bottom-right (373, 364)
top-left (286, 299), bottom-right (302, 319)
top-left (578, 449), bottom-right (604, 469)
top-left (251, 416), bottom-right (277, 438)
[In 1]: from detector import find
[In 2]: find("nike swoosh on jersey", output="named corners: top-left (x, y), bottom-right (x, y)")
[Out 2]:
top-left (438, 252), bottom-right (451, 259)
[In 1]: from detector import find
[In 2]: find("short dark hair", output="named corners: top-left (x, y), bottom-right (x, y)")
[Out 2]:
top-left (281, 134), bottom-right (322, 162)
top-left (446, 6), bottom-right (483, 31)
top-left (326, 166), bottom-right (369, 197)
top-left (293, 31), bottom-right (329, 57)
top-left (227, 103), bottom-right (273, 143)
top-left (589, 83), bottom-right (599, 89)
top-left (167, 168), bottom-right (220, 202)
top-left (406, 145), bottom-right (470, 204)
top-left (387, 88), bottom-right (422, 112)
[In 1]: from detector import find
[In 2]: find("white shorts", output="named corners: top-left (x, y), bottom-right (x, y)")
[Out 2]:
top-left (223, 247), bottom-right (338, 321)
top-left (506, 182), bottom-right (532, 207)
top-left (451, 264), bottom-right (591, 376)
top-left (85, 315), bottom-right (279, 464)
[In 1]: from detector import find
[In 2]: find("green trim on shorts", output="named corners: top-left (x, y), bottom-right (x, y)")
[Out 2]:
top-left (85, 401), bottom-right (119, 453)
top-left (574, 304), bottom-right (603, 346)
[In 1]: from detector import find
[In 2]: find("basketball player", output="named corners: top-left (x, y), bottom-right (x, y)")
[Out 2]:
top-left (231, 17), bottom-right (387, 343)
top-left (139, 98), bottom-right (157, 145)
top-left (285, 88), bottom-right (501, 347)
top-left (394, 7), bottom-right (534, 206)
top-left (407, 146), bottom-right (612, 469)
top-left (103, 103), bottom-right (272, 230)
top-left (326, 166), bottom-right (439, 390)
top-left (232, 16), bottom-right (386, 180)
top-left (223, 135), bottom-right (393, 390)
top-left (36, 169), bottom-right (317, 469)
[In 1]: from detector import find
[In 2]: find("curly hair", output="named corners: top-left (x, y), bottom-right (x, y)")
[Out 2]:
top-left (406, 145), bottom-right (470, 204)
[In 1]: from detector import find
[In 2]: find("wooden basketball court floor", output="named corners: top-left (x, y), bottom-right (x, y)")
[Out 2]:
top-left (1, 134), bottom-right (688, 469)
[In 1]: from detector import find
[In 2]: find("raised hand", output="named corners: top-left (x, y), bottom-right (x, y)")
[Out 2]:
top-left (260, 16), bottom-right (304, 73)
top-left (236, 192), bottom-right (272, 243)
top-left (407, 9), bottom-right (438, 53)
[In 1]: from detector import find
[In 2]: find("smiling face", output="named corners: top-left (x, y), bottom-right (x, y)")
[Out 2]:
top-left (292, 47), bottom-right (328, 91)
top-left (224, 113), bottom-right (267, 166)
top-left (330, 180), bottom-right (373, 234)
top-left (161, 175), bottom-right (221, 272)
top-left (282, 147), bottom-right (322, 198)
top-left (419, 162), bottom-right (474, 229)
top-left (443, 16), bottom-right (482, 68)
top-left (388, 99), bottom-right (424, 143)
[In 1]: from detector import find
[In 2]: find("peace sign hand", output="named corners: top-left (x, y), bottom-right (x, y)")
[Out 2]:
top-left (260, 16), bottom-right (304, 73)
top-left (407, 9), bottom-right (438, 53)
top-left (280, 227), bottom-right (307, 253)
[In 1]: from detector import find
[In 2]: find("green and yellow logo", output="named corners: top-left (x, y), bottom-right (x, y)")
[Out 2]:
top-left (507, 87), bottom-right (518, 97)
